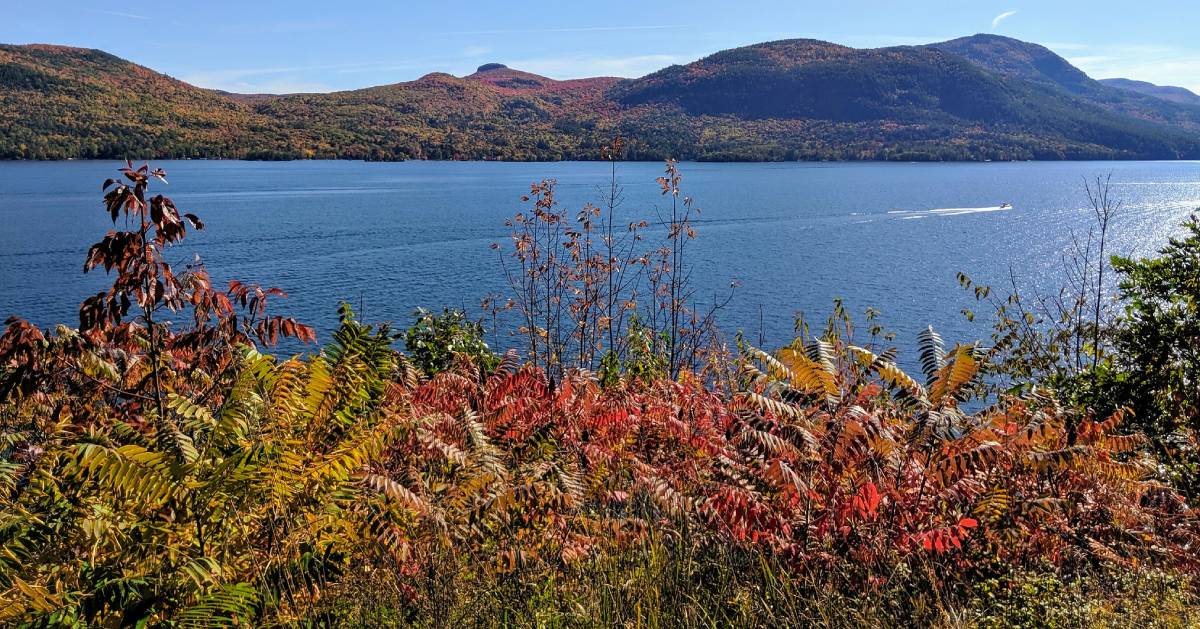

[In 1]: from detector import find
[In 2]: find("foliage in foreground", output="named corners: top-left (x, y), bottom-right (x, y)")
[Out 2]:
top-left (0, 164), bottom-right (1197, 626)
top-left (1110, 215), bottom-right (1200, 496)
top-left (960, 196), bottom-right (1200, 501)
top-left (2, 307), bottom-right (1198, 624)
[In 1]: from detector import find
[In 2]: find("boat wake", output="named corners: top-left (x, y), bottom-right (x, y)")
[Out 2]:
top-left (888, 205), bottom-right (1013, 218)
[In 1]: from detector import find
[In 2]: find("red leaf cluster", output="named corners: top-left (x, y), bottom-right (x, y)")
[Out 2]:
top-left (370, 351), bottom-right (1199, 580)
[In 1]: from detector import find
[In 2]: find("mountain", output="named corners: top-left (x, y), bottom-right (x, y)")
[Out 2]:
top-left (0, 46), bottom-right (613, 160)
top-left (612, 38), bottom-right (1200, 159)
top-left (465, 63), bottom-right (620, 96)
top-left (2, 38), bottom-right (1199, 162)
top-left (928, 35), bottom-right (1095, 93)
top-left (1100, 78), bottom-right (1200, 107)
top-left (611, 40), bottom-right (1022, 122)
top-left (929, 35), bottom-right (1200, 130)
top-left (0, 44), bottom-right (293, 159)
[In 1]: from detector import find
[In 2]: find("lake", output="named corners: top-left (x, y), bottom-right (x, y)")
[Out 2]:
top-left (1, 160), bottom-right (1198, 363)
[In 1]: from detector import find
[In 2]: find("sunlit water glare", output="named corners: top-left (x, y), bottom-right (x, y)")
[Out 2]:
top-left (1, 160), bottom-right (1196, 365)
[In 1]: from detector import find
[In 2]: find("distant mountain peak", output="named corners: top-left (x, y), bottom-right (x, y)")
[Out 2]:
top-left (3, 36), bottom-right (1199, 162)
top-left (928, 34), bottom-right (1094, 93)
top-left (4, 42), bottom-right (105, 55)
top-left (693, 38), bottom-right (855, 68)
top-left (948, 33), bottom-right (1030, 44)
top-left (413, 71), bottom-right (461, 85)
top-left (1, 43), bottom-right (126, 66)
top-left (465, 65), bottom-right (555, 92)
top-left (611, 38), bottom-right (1010, 122)
top-left (936, 33), bottom-right (1059, 51)
top-left (1100, 78), bottom-right (1200, 107)
top-left (745, 38), bottom-right (851, 50)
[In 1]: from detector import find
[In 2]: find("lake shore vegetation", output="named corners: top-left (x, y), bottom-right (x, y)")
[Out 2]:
top-left (0, 157), bottom-right (1197, 627)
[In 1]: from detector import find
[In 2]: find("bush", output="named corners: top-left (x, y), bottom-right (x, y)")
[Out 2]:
top-left (403, 307), bottom-right (498, 376)
top-left (970, 567), bottom-right (1195, 628)
top-left (1, 164), bottom-right (1197, 626)
top-left (1111, 214), bottom-right (1200, 497)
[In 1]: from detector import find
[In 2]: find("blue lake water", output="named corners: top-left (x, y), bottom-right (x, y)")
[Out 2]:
top-left (1, 160), bottom-right (1198, 362)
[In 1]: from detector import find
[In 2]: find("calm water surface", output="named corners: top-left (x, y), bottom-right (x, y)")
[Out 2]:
top-left (2, 160), bottom-right (1198, 360)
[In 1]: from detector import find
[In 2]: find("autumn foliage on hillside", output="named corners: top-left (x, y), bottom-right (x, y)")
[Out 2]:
top-left (7, 37), bottom-right (1200, 163)
top-left (0, 164), bottom-right (1197, 626)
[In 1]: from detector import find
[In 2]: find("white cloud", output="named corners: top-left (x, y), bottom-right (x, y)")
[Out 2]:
top-left (868, 35), bottom-right (959, 46)
top-left (1065, 55), bottom-right (1115, 66)
top-left (180, 52), bottom-right (513, 92)
top-left (1056, 44), bottom-right (1200, 94)
top-left (437, 24), bottom-right (690, 36)
top-left (179, 65), bottom-right (349, 93)
top-left (1044, 42), bottom-right (1200, 90)
top-left (506, 54), bottom-right (691, 79)
top-left (161, 37), bottom-right (1200, 96)
top-left (216, 78), bottom-right (334, 94)
top-left (991, 10), bottom-right (1018, 29)
top-left (223, 20), bottom-right (336, 35)
top-left (1040, 42), bottom-right (1091, 52)
top-left (87, 9), bottom-right (150, 20)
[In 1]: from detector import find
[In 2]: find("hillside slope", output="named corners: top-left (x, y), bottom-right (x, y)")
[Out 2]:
top-left (1100, 78), bottom-right (1200, 107)
top-left (2, 38), bottom-right (1198, 161)
top-left (611, 40), bottom-right (1022, 122)
top-left (929, 35), bottom-right (1200, 130)
top-left (244, 65), bottom-right (621, 160)
top-left (612, 38), bottom-right (1200, 159)
top-left (0, 44), bottom-right (295, 159)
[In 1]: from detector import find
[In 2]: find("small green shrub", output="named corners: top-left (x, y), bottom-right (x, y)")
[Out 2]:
top-left (403, 307), bottom-right (499, 376)
top-left (971, 567), bottom-right (1195, 629)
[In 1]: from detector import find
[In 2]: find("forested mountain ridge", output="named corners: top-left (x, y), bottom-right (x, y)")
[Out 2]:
top-left (0, 44), bottom-right (296, 159)
top-left (2, 36), bottom-right (1199, 161)
top-left (929, 34), bottom-right (1200, 130)
top-left (1100, 78), bottom-right (1200, 107)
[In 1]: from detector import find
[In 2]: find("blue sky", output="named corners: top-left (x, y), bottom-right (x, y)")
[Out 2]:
top-left (5, 1), bottom-right (1200, 94)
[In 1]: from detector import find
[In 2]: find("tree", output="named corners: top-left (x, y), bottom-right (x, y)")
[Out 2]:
top-left (1111, 213), bottom-right (1200, 495)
